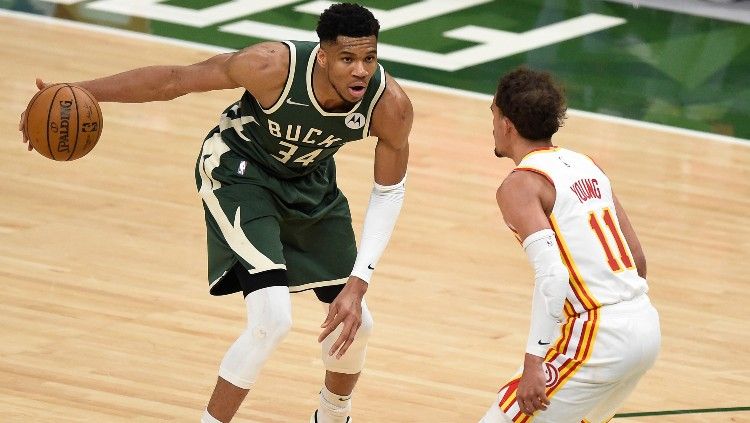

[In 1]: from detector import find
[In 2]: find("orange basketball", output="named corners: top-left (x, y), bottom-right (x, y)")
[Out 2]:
top-left (23, 83), bottom-right (103, 161)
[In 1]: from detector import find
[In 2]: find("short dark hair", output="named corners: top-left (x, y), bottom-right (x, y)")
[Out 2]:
top-left (495, 67), bottom-right (567, 141)
top-left (316, 3), bottom-right (380, 43)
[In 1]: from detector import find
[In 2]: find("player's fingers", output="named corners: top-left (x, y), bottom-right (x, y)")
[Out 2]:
top-left (318, 312), bottom-right (343, 343)
top-left (35, 78), bottom-right (46, 90)
top-left (320, 304), bottom-right (337, 328)
top-left (540, 393), bottom-right (550, 407)
top-left (520, 400), bottom-right (533, 415)
top-left (330, 321), bottom-right (355, 357)
top-left (334, 320), bottom-right (361, 358)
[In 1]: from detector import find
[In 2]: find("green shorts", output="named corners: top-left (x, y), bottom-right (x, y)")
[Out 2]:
top-left (195, 132), bottom-right (356, 296)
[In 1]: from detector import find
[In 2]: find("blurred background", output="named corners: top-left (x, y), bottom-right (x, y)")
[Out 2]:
top-left (2, 0), bottom-right (749, 140)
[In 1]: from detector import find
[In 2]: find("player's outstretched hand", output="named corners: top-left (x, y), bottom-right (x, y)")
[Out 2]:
top-left (19, 78), bottom-right (49, 151)
top-left (517, 354), bottom-right (551, 416)
top-left (318, 276), bottom-right (368, 358)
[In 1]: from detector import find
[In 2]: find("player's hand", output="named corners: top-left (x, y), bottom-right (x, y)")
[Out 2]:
top-left (318, 276), bottom-right (368, 358)
top-left (19, 78), bottom-right (49, 151)
top-left (517, 354), bottom-right (551, 416)
top-left (19, 110), bottom-right (32, 150)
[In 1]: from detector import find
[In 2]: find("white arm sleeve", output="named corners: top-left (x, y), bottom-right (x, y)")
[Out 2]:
top-left (523, 229), bottom-right (570, 357)
top-left (350, 176), bottom-right (406, 283)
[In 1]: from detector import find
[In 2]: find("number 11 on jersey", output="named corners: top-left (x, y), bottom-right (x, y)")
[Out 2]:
top-left (589, 208), bottom-right (635, 272)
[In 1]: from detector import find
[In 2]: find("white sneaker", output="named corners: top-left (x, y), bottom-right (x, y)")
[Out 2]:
top-left (309, 410), bottom-right (351, 423)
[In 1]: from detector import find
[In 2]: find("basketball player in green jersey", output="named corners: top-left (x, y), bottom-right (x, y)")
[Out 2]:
top-left (20, 4), bottom-right (411, 423)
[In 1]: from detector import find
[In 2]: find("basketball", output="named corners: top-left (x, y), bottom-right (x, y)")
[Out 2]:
top-left (23, 83), bottom-right (103, 161)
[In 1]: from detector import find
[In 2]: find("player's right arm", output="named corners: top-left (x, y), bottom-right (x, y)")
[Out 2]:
top-left (20, 42), bottom-right (289, 149)
top-left (66, 41), bottom-right (288, 103)
top-left (23, 41), bottom-right (288, 103)
top-left (496, 171), bottom-right (565, 416)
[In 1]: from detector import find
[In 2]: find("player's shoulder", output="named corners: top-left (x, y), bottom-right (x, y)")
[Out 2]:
top-left (235, 41), bottom-right (290, 72)
top-left (498, 168), bottom-right (549, 200)
top-left (229, 41), bottom-right (290, 95)
top-left (369, 71), bottom-right (413, 145)
top-left (381, 72), bottom-right (412, 111)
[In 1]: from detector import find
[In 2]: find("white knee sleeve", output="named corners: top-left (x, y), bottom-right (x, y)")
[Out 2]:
top-left (218, 286), bottom-right (293, 389)
top-left (321, 300), bottom-right (373, 374)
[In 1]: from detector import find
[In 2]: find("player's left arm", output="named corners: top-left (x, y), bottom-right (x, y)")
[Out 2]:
top-left (318, 73), bottom-right (412, 358)
top-left (349, 73), bottom-right (411, 282)
top-left (369, 73), bottom-right (412, 185)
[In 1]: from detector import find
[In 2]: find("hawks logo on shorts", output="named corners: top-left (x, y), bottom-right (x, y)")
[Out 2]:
top-left (544, 362), bottom-right (559, 387)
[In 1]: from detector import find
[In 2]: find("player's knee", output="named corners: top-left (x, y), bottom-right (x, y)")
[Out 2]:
top-left (218, 287), bottom-right (293, 389)
top-left (321, 301), bottom-right (373, 374)
top-left (218, 313), bottom-right (292, 389)
top-left (245, 285), bottom-right (293, 343)
top-left (357, 302), bottom-right (374, 340)
top-left (253, 308), bottom-right (293, 344)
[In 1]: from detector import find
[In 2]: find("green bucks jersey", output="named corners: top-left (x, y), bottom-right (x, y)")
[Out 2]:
top-left (216, 40), bottom-right (386, 179)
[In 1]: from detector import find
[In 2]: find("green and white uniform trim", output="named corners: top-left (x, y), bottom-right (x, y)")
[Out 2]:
top-left (218, 40), bottom-right (385, 179)
top-left (195, 40), bottom-right (387, 296)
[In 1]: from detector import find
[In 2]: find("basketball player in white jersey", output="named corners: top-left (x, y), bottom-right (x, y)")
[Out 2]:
top-left (478, 67), bottom-right (661, 423)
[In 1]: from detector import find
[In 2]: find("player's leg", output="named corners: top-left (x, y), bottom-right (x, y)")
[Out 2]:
top-left (281, 197), bottom-right (368, 423)
top-left (536, 297), bottom-right (660, 423)
top-left (200, 207), bottom-right (292, 422)
top-left (479, 309), bottom-right (606, 423)
top-left (311, 285), bottom-right (373, 423)
top-left (197, 133), bottom-right (296, 422)
top-left (583, 300), bottom-right (661, 422)
top-left (206, 262), bottom-right (293, 422)
top-left (480, 364), bottom-right (606, 423)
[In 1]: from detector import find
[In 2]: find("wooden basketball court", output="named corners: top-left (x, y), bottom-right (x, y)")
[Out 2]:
top-left (1, 14), bottom-right (748, 423)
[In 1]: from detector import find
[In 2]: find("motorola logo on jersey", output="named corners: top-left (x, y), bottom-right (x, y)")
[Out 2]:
top-left (345, 113), bottom-right (366, 130)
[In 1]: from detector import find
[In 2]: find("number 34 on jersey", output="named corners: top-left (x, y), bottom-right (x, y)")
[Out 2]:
top-left (267, 118), bottom-right (346, 166)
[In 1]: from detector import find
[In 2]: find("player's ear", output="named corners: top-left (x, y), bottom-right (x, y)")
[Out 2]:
top-left (316, 47), bottom-right (328, 69)
top-left (503, 116), bottom-right (515, 135)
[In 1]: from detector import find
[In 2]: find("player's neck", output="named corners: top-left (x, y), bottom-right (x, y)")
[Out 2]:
top-left (311, 64), bottom-right (352, 112)
top-left (510, 139), bottom-right (554, 164)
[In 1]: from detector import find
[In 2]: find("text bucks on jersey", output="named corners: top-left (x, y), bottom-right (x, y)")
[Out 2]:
top-left (217, 41), bottom-right (386, 178)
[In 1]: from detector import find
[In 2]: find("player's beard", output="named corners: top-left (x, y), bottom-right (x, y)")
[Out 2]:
top-left (494, 148), bottom-right (504, 158)
top-left (328, 74), bottom-right (358, 109)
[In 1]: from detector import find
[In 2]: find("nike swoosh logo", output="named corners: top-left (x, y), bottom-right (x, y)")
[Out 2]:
top-left (367, 264), bottom-right (375, 270)
top-left (538, 340), bottom-right (550, 345)
top-left (286, 98), bottom-right (309, 107)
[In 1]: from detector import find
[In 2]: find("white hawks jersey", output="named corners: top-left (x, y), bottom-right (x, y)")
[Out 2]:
top-left (515, 147), bottom-right (648, 315)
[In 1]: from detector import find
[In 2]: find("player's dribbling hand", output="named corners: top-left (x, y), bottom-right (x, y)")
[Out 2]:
top-left (517, 354), bottom-right (551, 416)
top-left (318, 276), bottom-right (368, 358)
top-left (19, 78), bottom-right (49, 151)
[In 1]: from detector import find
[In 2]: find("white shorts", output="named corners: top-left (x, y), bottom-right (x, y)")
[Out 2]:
top-left (480, 295), bottom-right (661, 423)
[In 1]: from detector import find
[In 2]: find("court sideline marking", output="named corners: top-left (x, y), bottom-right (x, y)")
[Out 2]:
top-left (614, 406), bottom-right (750, 418)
